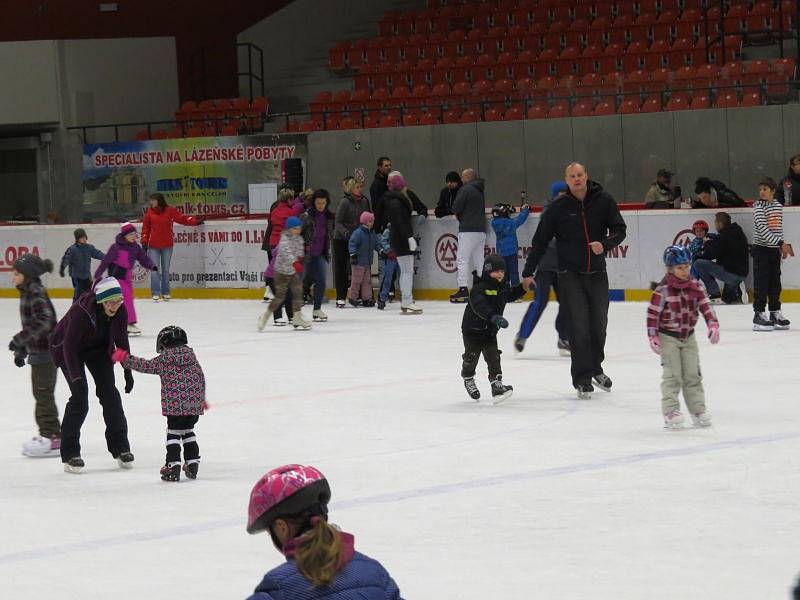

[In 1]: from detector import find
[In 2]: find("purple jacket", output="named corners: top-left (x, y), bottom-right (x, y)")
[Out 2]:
top-left (49, 291), bottom-right (130, 382)
top-left (95, 233), bottom-right (155, 280)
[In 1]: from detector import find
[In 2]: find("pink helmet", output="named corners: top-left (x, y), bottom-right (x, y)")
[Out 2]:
top-left (247, 464), bottom-right (331, 534)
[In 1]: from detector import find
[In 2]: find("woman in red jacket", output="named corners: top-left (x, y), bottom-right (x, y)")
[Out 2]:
top-left (141, 193), bottom-right (203, 301)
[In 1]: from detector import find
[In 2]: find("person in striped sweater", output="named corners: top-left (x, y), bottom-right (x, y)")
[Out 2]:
top-left (647, 245), bottom-right (719, 429)
top-left (752, 177), bottom-right (792, 331)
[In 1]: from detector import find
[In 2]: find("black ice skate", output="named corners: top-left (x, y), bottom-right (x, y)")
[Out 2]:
top-left (183, 461), bottom-right (199, 479)
top-left (576, 383), bottom-right (594, 399)
top-left (377, 299), bottom-right (386, 310)
top-left (63, 456), bottom-right (85, 474)
top-left (449, 287), bottom-right (469, 303)
top-left (160, 464), bottom-right (181, 482)
top-left (593, 373), bottom-right (612, 392)
top-left (753, 311), bottom-right (775, 331)
top-left (362, 299), bottom-right (376, 307)
top-left (463, 377), bottom-right (480, 401)
top-left (491, 376), bottom-right (513, 404)
top-left (770, 310), bottom-right (790, 330)
top-left (116, 452), bottom-right (135, 469)
top-left (557, 338), bottom-right (571, 356)
top-left (513, 337), bottom-right (525, 353)
top-left (348, 298), bottom-right (362, 308)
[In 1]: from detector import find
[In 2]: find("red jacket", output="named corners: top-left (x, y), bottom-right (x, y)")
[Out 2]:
top-left (141, 206), bottom-right (199, 249)
top-left (268, 200), bottom-right (304, 248)
top-left (647, 274), bottom-right (718, 341)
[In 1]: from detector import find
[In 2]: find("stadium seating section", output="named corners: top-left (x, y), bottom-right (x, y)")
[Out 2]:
top-left (290, 0), bottom-right (798, 130)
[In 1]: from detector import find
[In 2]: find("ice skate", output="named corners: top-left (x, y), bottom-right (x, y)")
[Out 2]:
top-left (257, 309), bottom-right (272, 331)
top-left (273, 316), bottom-right (288, 326)
top-left (336, 299), bottom-right (346, 308)
top-left (63, 457), bottom-right (85, 474)
top-left (513, 337), bottom-right (525, 353)
top-left (463, 377), bottom-right (480, 401)
top-left (557, 338), bottom-right (571, 356)
top-left (22, 435), bottom-right (60, 458)
top-left (491, 376), bottom-right (513, 404)
top-left (152, 295), bottom-right (160, 302)
top-left (664, 410), bottom-right (685, 430)
top-left (691, 411), bottom-right (712, 428)
top-left (401, 303), bottom-right (423, 315)
top-left (183, 461), bottom-right (199, 480)
top-left (592, 373), bottom-right (612, 392)
top-left (162, 294), bottom-right (171, 301)
top-left (127, 324), bottom-right (141, 336)
top-left (291, 313), bottom-right (312, 330)
top-left (160, 464), bottom-right (181, 482)
top-left (348, 298), bottom-right (362, 308)
top-left (770, 310), bottom-right (790, 330)
top-left (362, 299), bottom-right (376, 307)
top-left (708, 295), bottom-right (723, 305)
top-left (738, 281), bottom-right (748, 304)
top-left (116, 452), bottom-right (135, 469)
top-left (753, 311), bottom-right (775, 331)
top-left (312, 309), bottom-right (328, 322)
top-left (449, 287), bottom-right (469, 303)
top-left (575, 383), bottom-right (593, 399)
top-left (377, 299), bottom-right (386, 310)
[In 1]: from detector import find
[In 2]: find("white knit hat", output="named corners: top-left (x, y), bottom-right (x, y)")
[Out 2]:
top-left (95, 277), bottom-right (123, 303)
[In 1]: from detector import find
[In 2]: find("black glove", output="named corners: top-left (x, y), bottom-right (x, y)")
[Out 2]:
top-left (8, 340), bottom-right (20, 352)
top-left (350, 255), bottom-right (358, 265)
top-left (490, 315), bottom-right (509, 329)
top-left (59, 269), bottom-right (65, 278)
top-left (141, 244), bottom-right (148, 252)
top-left (152, 265), bottom-right (158, 272)
top-left (109, 265), bottom-right (128, 279)
top-left (124, 369), bottom-right (134, 394)
top-left (14, 352), bottom-right (26, 368)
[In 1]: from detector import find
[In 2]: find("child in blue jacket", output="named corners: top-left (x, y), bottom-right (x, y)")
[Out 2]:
top-left (347, 212), bottom-right (379, 307)
top-left (376, 222), bottom-right (397, 310)
top-left (246, 464), bottom-right (403, 600)
top-left (491, 203), bottom-right (530, 286)
top-left (59, 228), bottom-right (105, 302)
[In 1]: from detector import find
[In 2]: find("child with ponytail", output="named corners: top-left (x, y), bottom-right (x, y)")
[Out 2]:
top-left (246, 464), bottom-right (403, 599)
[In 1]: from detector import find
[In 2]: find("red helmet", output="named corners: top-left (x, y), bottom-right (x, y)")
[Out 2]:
top-left (692, 219), bottom-right (709, 232)
top-left (247, 464), bottom-right (331, 534)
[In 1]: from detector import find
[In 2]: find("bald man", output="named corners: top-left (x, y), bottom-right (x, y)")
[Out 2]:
top-left (521, 163), bottom-right (627, 399)
top-left (450, 168), bottom-right (487, 302)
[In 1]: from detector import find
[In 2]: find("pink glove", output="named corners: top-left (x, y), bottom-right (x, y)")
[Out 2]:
top-left (202, 400), bottom-right (210, 411)
top-left (708, 324), bottom-right (720, 344)
top-left (648, 335), bottom-right (661, 355)
top-left (111, 348), bottom-right (130, 363)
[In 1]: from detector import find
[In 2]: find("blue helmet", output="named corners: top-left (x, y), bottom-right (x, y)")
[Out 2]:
top-left (663, 245), bottom-right (692, 267)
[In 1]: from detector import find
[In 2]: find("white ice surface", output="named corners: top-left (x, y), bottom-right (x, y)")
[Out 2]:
top-left (1, 297), bottom-right (800, 599)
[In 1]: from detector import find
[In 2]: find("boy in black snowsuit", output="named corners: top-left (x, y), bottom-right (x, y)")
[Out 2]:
top-left (461, 254), bottom-right (526, 404)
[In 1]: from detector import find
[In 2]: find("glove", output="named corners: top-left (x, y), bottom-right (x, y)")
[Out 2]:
top-left (14, 353), bottom-right (26, 368)
top-left (109, 265), bottom-right (127, 279)
top-left (350, 255), bottom-right (358, 265)
top-left (408, 237), bottom-right (417, 252)
top-left (293, 261), bottom-right (303, 273)
top-left (141, 244), bottom-right (148, 252)
top-left (387, 250), bottom-right (397, 261)
top-left (490, 315), bottom-right (509, 329)
top-left (201, 400), bottom-right (210, 411)
top-left (124, 369), bottom-right (134, 394)
top-left (8, 340), bottom-right (20, 353)
top-left (111, 348), bottom-right (130, 363)
top-left (708, 324), bottom-right (720, 344)
top-left (152, 265), bottom-right (158, 272)
top-left (59, 269), bottom-right (65, 278)
top-left (648, 335), bottom-right (661, 355)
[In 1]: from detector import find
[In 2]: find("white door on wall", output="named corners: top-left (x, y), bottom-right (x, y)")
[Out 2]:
top-left (248, 183), bottom-right (277, 214)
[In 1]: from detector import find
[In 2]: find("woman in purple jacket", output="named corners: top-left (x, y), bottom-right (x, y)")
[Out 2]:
top-left (246, 464), bottom-right (402, 600)
top-left (49, 277), bottom-right (135, 473)
top-left (304, 189), bottom-right (334, 322)
top-left (95, 222), bottom-right (156, 336)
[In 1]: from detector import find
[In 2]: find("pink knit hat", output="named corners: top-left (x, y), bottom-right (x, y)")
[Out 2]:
top-left (359, 211), bottom-right (375, 225)
top-left (120, 222), bottom-right (137, 236)
top-left (387, 171), bottom-right (407, 191)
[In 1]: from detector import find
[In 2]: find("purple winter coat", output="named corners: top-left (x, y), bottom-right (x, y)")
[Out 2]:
top-left (49, 291), bottom-right (130, 382)
top-left (94, 233), bottom-right (155, 280)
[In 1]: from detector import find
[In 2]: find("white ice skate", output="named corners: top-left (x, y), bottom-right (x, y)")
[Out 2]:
top-left (63, 457), bottom-right (85, 474)
top-left (691, 411), bottom-right (712, 428)
top-left (257, 309), bottom-right (272, 332)
top-left (291, 313), bottom-right (312, 330)
top-left (738, 281), bottom-right (748, 304)
top-left (575, 384), bottom-right (593, 400)
top-left (771, 310), bottom-right (790, 330)
top-left (162, 294), bottom-right (171, 301)
top-left (664, 410), bottom-right (685, 430)
top-left (127, 324), bottom-right (141, 336)
top-left (400, 303), bottom-right (423, 315)
top-left (152, 295), bottom-right (160, 302)
top-left (312, 309), bottom-right (328, 322)
top-left (22, 435), bottom-right (60, 458)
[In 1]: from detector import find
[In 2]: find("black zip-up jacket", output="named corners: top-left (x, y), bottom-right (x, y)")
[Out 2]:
top-left (522, 181), bottom-right (627, 277)
top-left (384, 191), bottom-right (415, 256)
top-left (461, 272), bottom-right (526, 337)
top-left (435, 184), bottom-right (461, 217)
top-left (696, 222), bottom-right (749, 277)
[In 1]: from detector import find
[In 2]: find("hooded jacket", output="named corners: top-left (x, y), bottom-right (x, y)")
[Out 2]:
top-left (452, 179), bottom-right (486, 233)
top-left (60, 243), bottom-right (105, 279)
top-left (334, 193), bottom-right (372, 241)
top-left (369, 170), bottom-right (388, 213)
top-left (461, 271), bottom-right (526, 337)
top-left (692, 179), bottom-right (746, 208)
top-left (383, 191), bottom-right (415, 256)
top-left (141, 205), bottom-right (199, 249)
top-left (95, 233), bottom-right (155, 281)
top-left (697, 222), bottom-right (750, 277)
top-left (491, 206), bottom-right (530, 257)
top-left (348, 225), bottom-right (380, 267)
top-left (122, 345), bottom-right (206, 416)
top-left (522, 181), bottom-right (627, 277)
top-left (49, 291), bottom-right (130, 382)
top-left (12, 278), bottom-right (57, 362)
top-left (776, 171), bottom-right (800, 206)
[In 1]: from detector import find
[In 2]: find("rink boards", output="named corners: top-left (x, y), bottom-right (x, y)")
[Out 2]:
top-left (1, 207), bottom-right (799, 300)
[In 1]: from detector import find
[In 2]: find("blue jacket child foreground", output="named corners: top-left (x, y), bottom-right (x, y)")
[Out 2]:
top-left (246, 464), bottom-right (403, 600)
top-left (491, 203), bottom-right (530, 286)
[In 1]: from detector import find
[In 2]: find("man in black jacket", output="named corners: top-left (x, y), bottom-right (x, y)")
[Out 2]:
top-left (521, 163), bottom-right (627, 399)
top-left (694, 211), bottom-right (749, 304)
top-left (435, 171), bottom-right (462, 218)
top-left (369, 156), bottom-right (392, 215)
top-left (693, 177), bottom-right (746, 208)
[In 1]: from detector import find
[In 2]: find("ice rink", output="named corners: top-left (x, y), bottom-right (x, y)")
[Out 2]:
top-left (2, 296), bottom-right (800, 599)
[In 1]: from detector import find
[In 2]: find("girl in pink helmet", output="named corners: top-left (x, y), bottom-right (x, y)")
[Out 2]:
top-left (246, 464), bottom-right (403, 599)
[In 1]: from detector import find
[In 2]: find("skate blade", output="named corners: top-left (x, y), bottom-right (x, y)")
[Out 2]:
top-left (752, 325), bottom-right (775, 331)
top-left (127, 332), bottom-right (141, 337)
top-left (559, 349), bottom-right (571, 357)
top-left (63, 464), bottom-right (84, 474)
top-left (117, 459), bottom-right (134, 469)
top-left (23, 450), bottom-right (61, 458)
top-left (292, 325), bottom-right (311, 330)
top-left (401, 310), bottom-right (423, 315)
top-left (663, 424), bottom-right (685, 430)
top-left (312, 317), bottom-right (328, 322)
top-left (576, 391), bottom-right (592, 400)
top-left (492, 390), bottom-right (513, 405)
top-left (774, 324), bottom-right (790, 330)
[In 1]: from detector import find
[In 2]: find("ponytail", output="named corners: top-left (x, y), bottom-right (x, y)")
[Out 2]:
top-left (294, 518), bottom-right (343, 587)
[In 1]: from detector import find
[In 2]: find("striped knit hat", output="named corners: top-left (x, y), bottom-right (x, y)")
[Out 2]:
top-left (120, 222), bottom-right (136, 236)
top-left (95, 277), bottom-right (123, 303)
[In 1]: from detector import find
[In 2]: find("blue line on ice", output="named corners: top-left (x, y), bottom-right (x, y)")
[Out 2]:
top-left (2, 430), bottom-right (797, 565)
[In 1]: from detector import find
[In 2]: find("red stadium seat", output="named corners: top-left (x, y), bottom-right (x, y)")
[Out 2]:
top-left (485, 108), bottom-right (503, 121)
top-left (640, 95), bottom-right (662, 113)
top-left (619, 98), bottom-right (641, 114)
top-left (665, 93), bottom-right (690, 111)
top-left (740, 91), bottom-right (762, 107)
top-left (716, 92), bottom-right (739, 108)
top-left (378, 114), bottom-right (399, 127)
top-left (548, 102), bottom-right (569, 118)
top-left (593, 100), bottom-right (615, 115)
top-left (419, 112), bottom-right (439, 125)
top-left (460, 109), bottom-right (480, 123)
top-left (442, 109), bottom-right (461, 124)
top-left (527, 102), bottom-right (549, 119)
top-left (504, 106), bottom-right (525, 121)
top-left (571, 101), bottom-right (594, 117)
top-left (690, 94), bottom-right (711, 110)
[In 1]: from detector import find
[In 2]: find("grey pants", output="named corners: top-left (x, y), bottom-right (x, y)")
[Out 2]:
top-left (659, 333), bottom-right (707, 416)
top-left (31, 359), bottom-right (60, 438)
top-left (269, 272), bottom-right (303, 314)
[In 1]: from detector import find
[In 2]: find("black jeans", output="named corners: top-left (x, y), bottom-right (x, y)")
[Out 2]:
top-left (332, 239), bottom-right (351, 301)
top-left (60, 351), bottom-right (130, 461)
top-left (461, 333), bottom-right (502, 380)
top-left (305, 256), bottom-right (328, 310)
top-left (165, 415), bottom-right (200, 466)
top-left (752, 245), bottom-right (782, 312)
top-left (558, 270), bottom-right (609, 387)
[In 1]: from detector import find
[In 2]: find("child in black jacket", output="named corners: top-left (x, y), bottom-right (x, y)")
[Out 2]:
top-left (461, 254), bottom-right (526, 404)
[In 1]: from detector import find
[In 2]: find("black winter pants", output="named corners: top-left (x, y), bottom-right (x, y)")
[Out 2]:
top-left (165, 415), bottom-right (200, 467)
top-left (461, 333), bottom-right (502, 380)
top-left (59, 351), bottom-right (130, 462)
top-left (558, 271), bottom-right (609, 387)
top-left (332, 239), bottom-right (351, 301)
top-left (752, 245), bottom-right (782, 313)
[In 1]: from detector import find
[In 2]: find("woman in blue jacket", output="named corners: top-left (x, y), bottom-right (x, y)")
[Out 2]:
top-left (490, 203), bottom-right (530, 286)
top-left (246, 464), bottom-right (403, 600)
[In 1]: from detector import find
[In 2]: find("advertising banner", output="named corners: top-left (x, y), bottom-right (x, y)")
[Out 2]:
top-left (81, 134), bottom-right (307, 221)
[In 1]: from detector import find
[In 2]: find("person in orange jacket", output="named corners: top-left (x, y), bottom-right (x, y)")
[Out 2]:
top-left (141, 193), bottom-right (203, 302)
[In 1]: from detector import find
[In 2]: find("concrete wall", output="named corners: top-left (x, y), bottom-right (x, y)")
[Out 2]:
top-left (307, 104), bottom-right (800, 210)
top-left (0, 41), bottom-right (60, 125)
